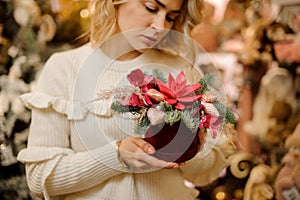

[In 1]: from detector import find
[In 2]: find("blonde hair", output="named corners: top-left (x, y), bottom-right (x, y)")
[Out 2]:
top-left (89, 0), bottom-right (204, 48)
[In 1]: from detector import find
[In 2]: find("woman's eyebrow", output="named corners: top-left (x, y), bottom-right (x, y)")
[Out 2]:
top-left (154, 0), bottom-right (181, 13)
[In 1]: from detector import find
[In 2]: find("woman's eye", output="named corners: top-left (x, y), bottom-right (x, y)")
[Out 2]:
top-left (166, 15), bottom-right (176, 22)
top-left (145, 4), bottom-right (157, 13)
top-left (146, 7), bottom-right (157, 13)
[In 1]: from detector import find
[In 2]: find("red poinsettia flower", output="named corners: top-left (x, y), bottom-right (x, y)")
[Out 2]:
top-left (155, 71), bottom-right (202, 110)
top-left (126, 70), bottom-right (202, 110)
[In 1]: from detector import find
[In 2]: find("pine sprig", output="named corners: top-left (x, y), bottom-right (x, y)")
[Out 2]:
top-left (135, 116), bottom-right (150, 135)
top-left (111, 101), bottom-right (141, 113)
top-left (212, 101), bottom-right (236, 124)
top-left (181, 110), bottom-right (200, 133)
top-left (159, 102), bottom-right (173, 112)
top-left (164, 110), bottom-right (181, 126)
top-left (152, 69), bottom-right (167, 83)
top-left (197, 73), bottom-right (214, 94)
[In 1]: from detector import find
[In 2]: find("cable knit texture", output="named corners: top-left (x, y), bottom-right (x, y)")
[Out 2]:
top-left (17, 43), bottom-right (227, 200)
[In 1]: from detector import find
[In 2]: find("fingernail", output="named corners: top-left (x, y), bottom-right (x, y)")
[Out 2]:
top-left (146, 146), bottom-right (155, 154)
top-left (173, 165), bottom-right (179, 169)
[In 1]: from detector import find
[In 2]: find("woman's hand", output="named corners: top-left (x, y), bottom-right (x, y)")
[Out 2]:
top-left (118, 136), bottom-right (179, 169)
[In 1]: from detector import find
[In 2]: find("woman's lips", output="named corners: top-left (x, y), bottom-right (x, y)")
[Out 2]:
top-left (140, 35), bottom-right (158, 46)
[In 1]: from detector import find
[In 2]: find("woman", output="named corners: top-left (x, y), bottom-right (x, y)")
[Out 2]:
top-left (17, 0), bottom-right (227, 199)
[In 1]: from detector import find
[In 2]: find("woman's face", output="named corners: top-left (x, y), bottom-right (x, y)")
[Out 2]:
top-left (115, 0), bottom-right (184, 53)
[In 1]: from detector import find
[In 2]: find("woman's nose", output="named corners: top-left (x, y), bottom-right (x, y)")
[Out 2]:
top-left (151, 14), bottom-right (166, 31)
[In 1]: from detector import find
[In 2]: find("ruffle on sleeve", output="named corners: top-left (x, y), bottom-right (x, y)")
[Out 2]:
top-left (20, 92), bottom-right (112, 120)
top-left (85, 100), bottom-right (113, 117)
top-left (17, 146), bottom-right (74, 163)
top-left (17, 147), bottom-right (72, 200)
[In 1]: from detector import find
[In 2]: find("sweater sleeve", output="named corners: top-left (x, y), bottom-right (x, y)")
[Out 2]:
top-left (17, 51), bottom-right (127, 199)
top-left (179, 136), bottom-right (228, 187)
top-left (17, 108), bottom-right (126, 199)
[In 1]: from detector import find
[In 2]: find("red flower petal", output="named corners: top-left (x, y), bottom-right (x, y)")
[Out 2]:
top-left (167, 73), bottom-right (176, 91)
top-left (176, 84), bottom-right (201, 97)
top-left (211, 129), bottom-right (217, 139)
top-left (175, 71), bottom-right (186, 89)
top-left (177, 94), bottom-right (202, 102)
top-left (128, 94), bottom-right (142, 107)
top-left (175, 102), bottom-right (186, 110)
top-left (156, 79), bottom-right (176, 99)
top-left (143, 76), bottom-right (154, 85)
top-left (204, 115), bottom-right (212, 128)
top-left (165, 98), bottom-right (177, 105)
top-left (144, 94), bottom-right (155, 105)
top-left (120, 96), bottom-right (129, 105)
top-left (127, 69), bottom-right (144, 87)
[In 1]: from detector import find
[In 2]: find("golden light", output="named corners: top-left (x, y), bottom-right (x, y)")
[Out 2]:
top-left (80, 9), bottom-right (89, 18)
top-left (216, 191), bottom-right (226, 200)
top-left (234, 189), bottom-right (244, 199)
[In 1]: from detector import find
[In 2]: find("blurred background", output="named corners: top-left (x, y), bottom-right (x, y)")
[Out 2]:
top-left (0, 0), bottom-right (299, 199)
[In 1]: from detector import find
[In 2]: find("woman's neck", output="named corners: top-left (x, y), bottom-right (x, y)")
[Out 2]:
top-left (116, 51), bottom-right (142, 61)
top-left (101, 34), bottom-right (142, 61)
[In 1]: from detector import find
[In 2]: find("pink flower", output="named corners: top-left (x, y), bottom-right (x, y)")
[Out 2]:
top-left (199, 115), bottom-right (223, 138)
top-left (199, 114), bottom-right (211, 129)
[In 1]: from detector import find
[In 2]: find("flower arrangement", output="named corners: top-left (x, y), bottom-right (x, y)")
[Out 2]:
top-left (110, 69), bottom-right (236, 163)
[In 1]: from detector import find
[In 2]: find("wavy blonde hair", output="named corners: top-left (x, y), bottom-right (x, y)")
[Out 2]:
top-left (89, 0), bottom-right (204, 48)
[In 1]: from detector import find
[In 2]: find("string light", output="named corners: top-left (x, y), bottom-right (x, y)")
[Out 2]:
top-left (216, 191), bottom-right (226, 200)
top-left (80, 8), bottom-right (89, 18)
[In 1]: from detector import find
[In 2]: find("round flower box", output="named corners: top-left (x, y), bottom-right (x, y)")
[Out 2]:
top-left (108, 69), bottom-right (236, 164)
top-left (143, 121), bottom-right (200, 163)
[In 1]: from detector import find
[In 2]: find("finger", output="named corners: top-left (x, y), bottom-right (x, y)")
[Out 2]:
top-left (122, 149), bottom-right (179, 169)
top-left (164, 163), bottom-right (179, 169)
top-left (131, 137), bottom-right (155, 154)
top-left (120, 137), bottom-right (145, 154)
top-left (130, 159), bottom-right (150, 169)
top-left (139, 153), bottom-right (179, 169)
top-left (120, 149), bottom-right (148, 168)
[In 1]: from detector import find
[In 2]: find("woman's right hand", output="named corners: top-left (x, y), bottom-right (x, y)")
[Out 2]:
top-left (118, 136), bottom-right (179, 170)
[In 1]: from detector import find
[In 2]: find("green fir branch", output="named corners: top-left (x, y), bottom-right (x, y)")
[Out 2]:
top-left (135, 116), bottom-right (151, 135)
top-left (152, 69), bottom-right (167, 83)
top-left (159, 102), bottom-right (173, 112)
top-left (181, 110), bottom-right (200, 133)
top-left (111, 101), bottom-right (141, 113)
top-left (212, 101), bottom-right (236, 124)
top-left (164, 110), bottom-right (181, 126)
top-left (197, 73), bottom-right (214, 94)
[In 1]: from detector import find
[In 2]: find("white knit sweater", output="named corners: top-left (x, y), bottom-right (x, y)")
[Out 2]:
top-left (17, 43), bottom-right (227, 200)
